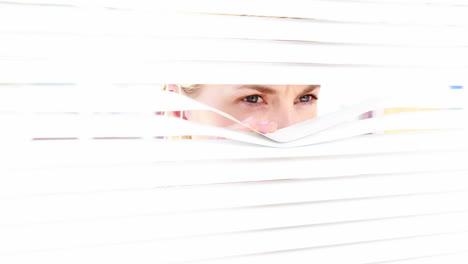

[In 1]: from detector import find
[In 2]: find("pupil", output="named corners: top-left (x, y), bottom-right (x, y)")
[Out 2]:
top-left (300, 95), bottom-right (311, 102)
top-left (246, 96), bottom-right (258, 103)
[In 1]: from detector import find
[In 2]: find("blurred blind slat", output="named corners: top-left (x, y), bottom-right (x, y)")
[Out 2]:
top-left (1, 0), bottom-right (467, 263)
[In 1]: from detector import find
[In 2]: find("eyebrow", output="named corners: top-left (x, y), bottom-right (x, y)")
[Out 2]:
top-left (236, 85), bottom-right (320, 95)
top-left (299, 85), bottom-right (320, 95)
top-left (236, 85), bottom-right (277, 94)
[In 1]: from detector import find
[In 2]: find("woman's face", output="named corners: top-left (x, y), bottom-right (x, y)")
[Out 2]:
top-left (183, 84), bottom-right (320, 133)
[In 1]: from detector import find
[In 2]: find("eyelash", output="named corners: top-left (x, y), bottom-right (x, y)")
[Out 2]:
top-left (241, 94), bottom-right (318, 105)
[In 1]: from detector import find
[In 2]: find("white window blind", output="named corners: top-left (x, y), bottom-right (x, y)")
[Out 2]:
top-left (1, 1), bottom-right (468, 263)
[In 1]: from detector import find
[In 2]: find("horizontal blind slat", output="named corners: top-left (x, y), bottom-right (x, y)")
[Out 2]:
top-left (1, 36), bottom-right (467, 66)
top-left (2, 213), bottom-right (468, 261)
top-left (2, 61), bottom-right (466, 83)
top-left (2, 150), bottom-right (467, 194)
top-left (1, 232), bottom-right (467, 263)
top-left (1, 172), bottom-right (467, 222)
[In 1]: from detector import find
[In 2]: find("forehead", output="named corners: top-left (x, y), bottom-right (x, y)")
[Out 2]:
top-left (200, 84), bottom-right (320, 93)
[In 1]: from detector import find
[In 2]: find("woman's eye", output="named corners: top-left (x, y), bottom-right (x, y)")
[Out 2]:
top-left (243, 95), bottom-right (264, 104)
top-left (298, 94), bottom-right (317, 103)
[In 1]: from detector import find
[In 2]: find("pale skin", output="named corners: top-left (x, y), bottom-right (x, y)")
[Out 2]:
top-left (167, 84), bottom-right (321, 136)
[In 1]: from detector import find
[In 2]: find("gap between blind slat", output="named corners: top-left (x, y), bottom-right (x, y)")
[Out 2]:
top-left (2, 132), bottom-right (466, 169)
top-left (2, 112), bottom-right (466, 147)
top-left (0, 85), bottom-right (465, 112)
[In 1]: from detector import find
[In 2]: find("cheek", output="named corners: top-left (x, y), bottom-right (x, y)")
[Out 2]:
top-left (223, 105), bottom-right (266, 120)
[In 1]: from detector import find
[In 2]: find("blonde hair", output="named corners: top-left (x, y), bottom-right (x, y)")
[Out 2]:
top-left (161, 84), bottom-right (201, 97)
top-left (160, 84), bottom-right (202, 140)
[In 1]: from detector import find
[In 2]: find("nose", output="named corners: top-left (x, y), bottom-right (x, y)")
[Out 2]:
top-left (271, 104), bottom-right (298, 130)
